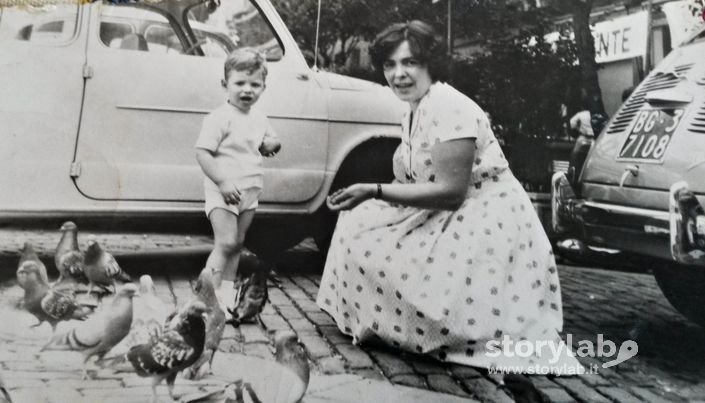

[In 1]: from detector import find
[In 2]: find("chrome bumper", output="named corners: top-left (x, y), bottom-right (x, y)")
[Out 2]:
top-left (551, 173), bottom-right (705, 266)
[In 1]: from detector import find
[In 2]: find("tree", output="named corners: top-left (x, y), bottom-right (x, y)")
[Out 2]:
top-left (568, 0), bottom-right (606, 116)
top-left (271, 0), bottom-right (445, 69)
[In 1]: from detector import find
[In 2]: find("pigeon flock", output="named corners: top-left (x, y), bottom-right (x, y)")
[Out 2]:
top-left (6, 221), bottom-right (310, 403)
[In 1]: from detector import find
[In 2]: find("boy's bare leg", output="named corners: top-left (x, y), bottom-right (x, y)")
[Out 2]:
top-left (205, 208), bottom-right (239, 310)
top-left (226, 209), bottom-right (255, 282)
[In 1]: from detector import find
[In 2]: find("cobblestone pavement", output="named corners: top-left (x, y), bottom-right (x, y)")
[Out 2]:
top-left (1, 229), bottom-right (704, 402)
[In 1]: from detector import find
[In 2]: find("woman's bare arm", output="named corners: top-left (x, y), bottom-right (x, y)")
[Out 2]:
top-left (328, 138), bottom-right (476, 211)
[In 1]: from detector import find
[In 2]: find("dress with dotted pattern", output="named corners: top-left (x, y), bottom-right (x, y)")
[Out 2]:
top-left (316, 82), bottom-right (582, 373)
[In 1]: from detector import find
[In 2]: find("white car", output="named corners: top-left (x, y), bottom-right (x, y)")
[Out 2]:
top-left (0, 0), bottom-right (404, 253)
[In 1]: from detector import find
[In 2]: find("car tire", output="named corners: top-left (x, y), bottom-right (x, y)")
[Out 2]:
top-left (312, 139), bottom-right (399, 255)
top-left (653, 263), bottom-right (705, 327)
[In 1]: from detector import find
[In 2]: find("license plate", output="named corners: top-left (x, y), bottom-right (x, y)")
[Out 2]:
top-left (616, 108), bottom-right (684, 163)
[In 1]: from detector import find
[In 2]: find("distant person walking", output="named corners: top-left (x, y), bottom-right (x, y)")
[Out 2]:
top-left (569, 109), bottom-right (594, 138)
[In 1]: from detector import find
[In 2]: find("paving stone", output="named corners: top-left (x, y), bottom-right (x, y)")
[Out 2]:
top-left (218, 338), bottom-right (242, 354)
top-left (221, 323), bottom-right (240, 340)
top-left (282, 288), bottom-right (309, 301)
top-left (459, 377), bottom-right (514, 403)
top-left (579, 373), bottom-right (612, 387)
top-left (539, 387), bottom-right (575, 403)
top-left (292, 299), bottom-right (321, 313)
top-left (367, 350), bottom-right (414, 378)
top-left (426, 374), bottom-right (471, 397)
top-left (238, 323), bottom-right (269, 343)
top-left (258, 314), bottom-right (291, 331)
top-left (290, 276), bottom-right (320, 295)
top-left (122, 376), bottom-right (157, 387)
top-left (4, 370), bottom-right (82, 380)
top-left (80, 386), bottom-right (156, 396)
top-left (243, 342), bottom-right (274, 359)
top-left (597, 386), bottom-right (642, 403)
top-left (356, 368), bottom-right (388, 382)
top-left (315, 355), bottom-right (347, 375)
top-left (299, 334), bottom-right (335, 359)
top-left (288, 318), bottom-right (318, 334)
top-left (9, 388), bottom-right (52, 403)
top-left (336, 344), bottom-right (375, 369)
top-left (52, 379), bottom-right (122, 389)
top-left (628, 387), bottom-right (674, 403)
top-left (261, 303), bottom-right (277, 315)
top-left (449, 364), bottom-right (484, 380)
top-left (411, 358), bottom-right (448, 375)
top-left (305, 311), bottom-right (336, 327)
top-left (2, 377), bottom-right (44, 388)
top-left (530, 375), bottom-right (560, 389)
top-left (317, 326), bottom-right (351, 346)
top-left (46, 388), bottom-right (84, 403)
top-left (267, 288), bottom-right (293, 305)
top-left (553, 377), bottom-right (611, 403)
top-left (390, 374), bottom-right (427, 389)
top-left (276, 277), bottom-right (297, 288)
top-left (6, 361), bottom-right (83, 372)
top-left (276, 305), bottom-right (304, 319)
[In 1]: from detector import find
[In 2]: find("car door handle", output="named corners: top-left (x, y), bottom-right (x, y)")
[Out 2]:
top-left (296, 73), bottom-right (309, 81)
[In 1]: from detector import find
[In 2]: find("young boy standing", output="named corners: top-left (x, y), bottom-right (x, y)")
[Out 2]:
top-left (195, 49), bottom-right (281, 311)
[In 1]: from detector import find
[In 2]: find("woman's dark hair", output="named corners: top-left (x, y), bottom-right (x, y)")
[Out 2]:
top-left (369, 20), bottom-right (448, 83)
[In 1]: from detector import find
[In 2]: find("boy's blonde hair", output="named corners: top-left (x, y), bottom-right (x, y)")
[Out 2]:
top-left (224, 48), bottom-right (268, 81)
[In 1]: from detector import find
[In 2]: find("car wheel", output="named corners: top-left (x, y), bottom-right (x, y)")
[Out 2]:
top-left (312, 139), bottom-right (399, 254)
top-left (653, 263), bottom-right (705, 327)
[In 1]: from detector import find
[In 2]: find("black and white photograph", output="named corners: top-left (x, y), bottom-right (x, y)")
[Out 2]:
top-left (1, 0), bottom-right (705, 401)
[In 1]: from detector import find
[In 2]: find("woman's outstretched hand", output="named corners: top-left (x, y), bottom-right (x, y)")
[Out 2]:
top-left (327, 184), bottom-right (375, 211)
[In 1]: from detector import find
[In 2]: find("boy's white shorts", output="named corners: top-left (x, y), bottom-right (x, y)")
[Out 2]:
top-left (205, 186), bottom-right (261, 217)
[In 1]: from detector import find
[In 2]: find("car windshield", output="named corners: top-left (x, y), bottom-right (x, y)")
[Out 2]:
top-left (185, 0), bottom-right (282, 60)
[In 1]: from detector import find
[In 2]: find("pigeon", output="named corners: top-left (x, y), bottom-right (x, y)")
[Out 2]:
top-left (97, 275), bottom-right (172, 371)
top-left (227, 265), bottom-right (268, 327)
top-left (54, 221), bottom-right (87, 285)
top-left (179, 330), bottom-right (310, 403)
top-left (16, 260), bottom-right (92, 332)
top-left (83, 237), bottom-right (131, 295)
top-left (41, 283), bottom-right (139, 379)
top-left (183, 268), bottom-right (226, 380)
top-left (127, 301), bottom-right (208, 403)
top-left (17, 242), bottom-right (49, 289)
top-left (0, 371), bottom-right (12, 403)
top-left (501, 373), bottom-right (547, 403)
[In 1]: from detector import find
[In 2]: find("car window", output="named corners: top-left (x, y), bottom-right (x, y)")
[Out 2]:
top-left (99, 4), bottom-right (181, 54)
top-left (186, 0), bottom-right (282, 61)
top-left (0, 4), bottom-right (79, 45)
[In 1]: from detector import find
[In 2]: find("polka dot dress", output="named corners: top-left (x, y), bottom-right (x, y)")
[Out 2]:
top-left (317, 83), bottom-right (582, 374)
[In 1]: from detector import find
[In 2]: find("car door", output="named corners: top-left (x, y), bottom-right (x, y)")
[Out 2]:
top-left (73, 1), bottom-right (328, 204)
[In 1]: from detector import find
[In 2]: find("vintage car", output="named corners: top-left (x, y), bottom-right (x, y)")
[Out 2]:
top-left (0, 0), bottom-right (404, 254)
top-left (552, 25), bottom-right (705, 325)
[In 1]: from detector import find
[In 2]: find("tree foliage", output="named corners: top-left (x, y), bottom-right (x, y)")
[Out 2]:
top-left (271, 0), bottom-right (445, 68)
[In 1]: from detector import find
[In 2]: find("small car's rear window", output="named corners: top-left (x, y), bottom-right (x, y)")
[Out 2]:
top-left (0, 4), bottom-right (79, 45)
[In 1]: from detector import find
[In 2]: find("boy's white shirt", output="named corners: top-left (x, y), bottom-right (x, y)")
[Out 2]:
top-left (195, 102), bottom-right (278, 191)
